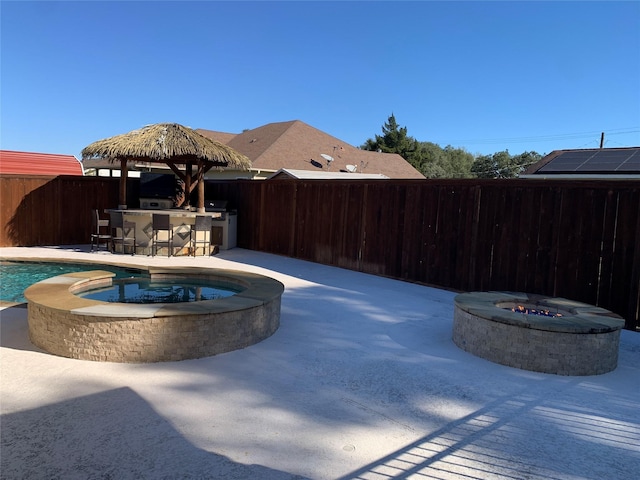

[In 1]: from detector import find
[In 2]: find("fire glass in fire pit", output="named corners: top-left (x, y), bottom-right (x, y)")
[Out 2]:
top-left (502, 303), bottom-right (564, 318)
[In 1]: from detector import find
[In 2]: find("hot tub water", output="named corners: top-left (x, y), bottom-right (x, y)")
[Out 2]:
top-left (77, 278), bottom-right (242, 303)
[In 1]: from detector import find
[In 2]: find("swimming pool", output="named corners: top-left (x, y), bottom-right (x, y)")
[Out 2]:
top-left (0, 261), bottom-right (144, 303)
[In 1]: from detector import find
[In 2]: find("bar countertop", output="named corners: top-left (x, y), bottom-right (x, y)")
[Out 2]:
top-left (106, 208), bottom-right (224, 218)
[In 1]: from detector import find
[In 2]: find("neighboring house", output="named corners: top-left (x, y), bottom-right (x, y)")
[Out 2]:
top-left (82, 157), bottom-right (142, 178)
top-left (268, 168), bottom-right (389, 180)
top-left (197, 120), bottom-right (424, 179)
top-left (522, 147), bottom-right (640, 179)
top-left (0, 150), bottom-right (84, 176)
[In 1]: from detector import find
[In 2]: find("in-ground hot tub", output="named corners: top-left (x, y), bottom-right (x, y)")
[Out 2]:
top-left (453, 291), bottom-right (625, 376)
top-left (25, 267), bottom-right (284, 363)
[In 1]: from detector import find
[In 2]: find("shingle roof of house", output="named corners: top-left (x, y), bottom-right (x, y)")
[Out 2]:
top-left (524, 147), bottom-right (640, 178)
top-left (197, 120), bottom-right (424, 179)
top-left (0, 150), bottom-right (84, 176)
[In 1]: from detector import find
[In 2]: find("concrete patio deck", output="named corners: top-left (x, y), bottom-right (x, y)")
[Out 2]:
top-left (1, 246), bottom-right (639, 479)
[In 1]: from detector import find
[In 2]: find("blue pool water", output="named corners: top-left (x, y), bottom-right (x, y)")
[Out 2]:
top-left (77, 278), bottom-right (241, 304)
top-left (0, 261), bottom-right (144, 303)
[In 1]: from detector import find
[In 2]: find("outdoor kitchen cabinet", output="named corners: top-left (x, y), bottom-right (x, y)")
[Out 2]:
top-left (212, 212), bottom-right (237, 250)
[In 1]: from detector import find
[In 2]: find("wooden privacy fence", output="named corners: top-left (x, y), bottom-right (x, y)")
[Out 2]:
top-left (0, 175), bottom-right (133, 248)
top-left (1, 175), bottom-right (638, 330)
top-left (205, 179), bottom-right (639, 331)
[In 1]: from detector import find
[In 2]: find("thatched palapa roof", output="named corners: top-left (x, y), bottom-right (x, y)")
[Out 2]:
top-left (81, 123), bottom-right (251, 170)
top-left (82, 123), bottom-right (251, 210)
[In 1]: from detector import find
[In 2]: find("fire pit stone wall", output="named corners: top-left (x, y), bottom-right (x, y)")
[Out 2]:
top-left (453, 291), bottom-right (625, 376)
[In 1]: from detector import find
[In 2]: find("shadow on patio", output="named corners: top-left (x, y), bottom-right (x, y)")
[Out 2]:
top-left (1, 387), bottom-right (306, 479)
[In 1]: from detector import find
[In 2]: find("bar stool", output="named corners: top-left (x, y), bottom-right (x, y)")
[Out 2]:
top-left (151, 213), bottom-right (173, 257)
top-left (190, 215), bottom-right (212, 256)
top-left (110, 211), bottom-right (136, 255)
top-left (90, 209), bottom-right (112, 252)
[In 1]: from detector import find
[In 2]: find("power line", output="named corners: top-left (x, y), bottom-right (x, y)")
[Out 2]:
top-left (439, 127), bottom-right (640, 146)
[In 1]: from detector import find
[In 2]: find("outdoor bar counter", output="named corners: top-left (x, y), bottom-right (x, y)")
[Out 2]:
top-left (106, 208), bottom-right (229, 256)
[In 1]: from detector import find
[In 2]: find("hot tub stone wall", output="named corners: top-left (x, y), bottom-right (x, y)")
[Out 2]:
top-left (26, 269), bottom-right (284, 363)
top-left (28, 296), bottom-right (281, 362)
top-left (453, 292), bottom-right (625, 376)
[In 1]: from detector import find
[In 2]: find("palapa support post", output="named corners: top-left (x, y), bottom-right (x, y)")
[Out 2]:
top-left (118, 158), bottom-right (128, 209)
top-left (184, 164), bottom-right (192, 209)
top-left (197, 160), bottom-right (205, 213)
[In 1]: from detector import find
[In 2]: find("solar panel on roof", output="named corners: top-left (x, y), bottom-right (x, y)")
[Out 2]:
top-left (616, 154), bottom-right (640, 171)
top-left (538, 152), bottom-right (590, 172)
top-left (610, 150), bottom-right (640, 172)
top-left (596, 150), bottom-right (638, 161)
top-left (538, 148), bottom-right (640, 173)
top-left (559, 152), bottom-right (594, 159)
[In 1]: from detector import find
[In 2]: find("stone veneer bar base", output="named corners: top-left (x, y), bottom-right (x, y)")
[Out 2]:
top-left (453, 292), bottom-right (625, 376)
top-left (25, 267), bottom-right (284, 363)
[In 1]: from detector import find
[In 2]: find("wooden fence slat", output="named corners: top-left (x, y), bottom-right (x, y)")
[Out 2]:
top-left (532, 187), bottom-right (555, 294)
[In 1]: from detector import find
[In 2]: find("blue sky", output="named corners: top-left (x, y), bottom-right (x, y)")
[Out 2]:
top-left (2, 1), bottom-right (639, 158)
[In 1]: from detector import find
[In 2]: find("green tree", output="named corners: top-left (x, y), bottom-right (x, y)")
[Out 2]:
top-left (406, 142), bottom-right (474, 178)
top-left (511, 151), bottom-right (543, 175)
top-left (471, 151), bottom-right (512, 178)
top-left (471, 150), bottom-right (543, 178)
top-left (361, 114), bottom-right (419, 167)
top-left (414, 142), bottom-right (447, 178)
top-left (441, 145), bottom-right (474, 178)
top-left (471, 154), bottom-right (497, 178)
top-left (362, 114), bottom-right (542, 179)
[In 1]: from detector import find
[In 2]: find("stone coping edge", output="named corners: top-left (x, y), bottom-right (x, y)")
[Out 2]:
top-left (454, 291), bottom-right (624, 334)
top-left (24, 267), bottom-right (285, 319)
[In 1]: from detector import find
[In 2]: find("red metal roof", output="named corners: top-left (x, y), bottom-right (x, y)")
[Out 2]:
top-left (0, 150), bottom-right (84, 176)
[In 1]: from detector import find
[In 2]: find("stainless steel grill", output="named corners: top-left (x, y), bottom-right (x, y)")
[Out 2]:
top-left (204, 200), bottom-right (229, 212)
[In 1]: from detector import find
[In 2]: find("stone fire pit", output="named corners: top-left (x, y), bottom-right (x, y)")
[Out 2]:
top-left (453, 291), bottom-right (625, 376)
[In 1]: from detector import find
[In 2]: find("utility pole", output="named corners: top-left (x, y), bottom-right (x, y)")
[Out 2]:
top-left (600, 132), bottom-right (605, 148)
